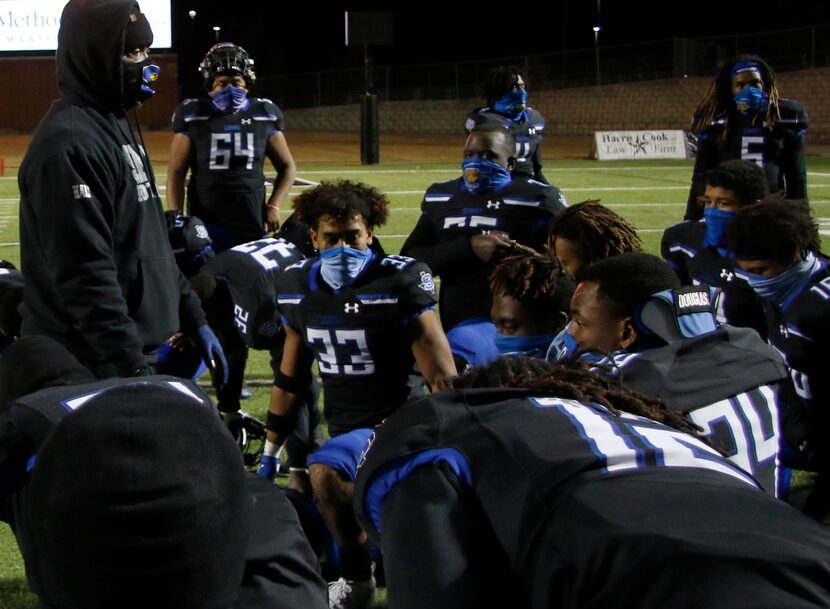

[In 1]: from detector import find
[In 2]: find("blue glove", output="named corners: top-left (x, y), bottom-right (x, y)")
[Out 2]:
top-left (196, 324), bottom-right (229, 389)
top-left (257, 455), bottom-right (279, 481)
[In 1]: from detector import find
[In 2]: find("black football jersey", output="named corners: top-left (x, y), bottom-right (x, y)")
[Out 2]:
top-left (276, 253), bottom-right (437, 435)
top-left (401, 177), bottom-right (566, 330)
top-left (661, 220), bottom-right (767, 336)
top-left (601, 325), bottom-right (788, 495)
top-left (762, 264), bottom-right (830, 453)
top-left (465, 107), bottom-right (546, 180)
top-left (354, 388), bottom-right (830, 609)
top-left (0, 268), bottom-right (23, 344)
top-left (201, 238), bottom-right (305, 350)
top-left (685, 99), bottom-right (808, 220)
top-left (172, 97), bottom-right (285, 236)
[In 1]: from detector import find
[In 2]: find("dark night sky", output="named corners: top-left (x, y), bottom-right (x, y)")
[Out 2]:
top-left (169, 2), bottom-right (829, 77)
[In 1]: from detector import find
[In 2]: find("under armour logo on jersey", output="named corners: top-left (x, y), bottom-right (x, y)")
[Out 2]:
top-left (720, 268), bottom-right (734, 282)
top-left (345, 302), bottom-right (360, 314)
top-left (240, 118), bottom-right (252, 125)
top-left (779, 324), bottom-right (789, 338)
top-left (486, 200), bottom-right (500, 209)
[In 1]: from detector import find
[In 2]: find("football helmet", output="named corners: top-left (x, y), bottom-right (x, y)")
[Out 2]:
top-left (199, 42), bottom-right (256, 90)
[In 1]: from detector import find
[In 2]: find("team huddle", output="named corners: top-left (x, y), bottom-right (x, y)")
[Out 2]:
top-left (1, 1), bottom-right (829, 609)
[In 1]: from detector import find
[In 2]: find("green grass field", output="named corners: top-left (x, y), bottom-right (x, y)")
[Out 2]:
top-left (1, 154), bottom-right (830, 607)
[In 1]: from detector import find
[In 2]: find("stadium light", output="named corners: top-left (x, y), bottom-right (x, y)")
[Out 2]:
top-left (188, 10), bottom-right (196, 19)
top-left (213, 26), bottom-right (220, 42)
top-left (593, 26), bottom-right (601, 86)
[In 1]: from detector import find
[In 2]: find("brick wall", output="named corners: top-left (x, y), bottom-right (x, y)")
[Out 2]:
top-left (1, 54), bottom-right (180, 132)
top-left (284, 67), bottom-right (830, 143)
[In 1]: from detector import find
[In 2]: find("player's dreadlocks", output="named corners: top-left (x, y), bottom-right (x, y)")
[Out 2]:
top-left (292, 180), bottom-right (390, 229)
top-left (727, 197), bottom-right (821, 262)
top-left (690, 54), bottom-right (782, 140)
top-left (483, 65), bottom-right (525, 107)
top-left (547, 200), bottom-right (642, 267)
top-left (453, 356), bottom-right (700, 435)
top-left (488, 252), bottom-right (575, 321)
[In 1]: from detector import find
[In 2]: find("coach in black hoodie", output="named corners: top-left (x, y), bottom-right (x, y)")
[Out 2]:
top-left (18, 0), bottom-right (224, 379)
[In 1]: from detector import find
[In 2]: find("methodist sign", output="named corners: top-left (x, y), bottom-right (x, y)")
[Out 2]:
top-left (593, 130), bottom-right (692, 161)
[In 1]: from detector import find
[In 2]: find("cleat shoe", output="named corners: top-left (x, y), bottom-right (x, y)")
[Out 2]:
top-left (327, 575), bottom-right (376, 609)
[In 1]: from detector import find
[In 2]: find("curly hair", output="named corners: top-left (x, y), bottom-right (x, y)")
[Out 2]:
top-left (291, 180), bottom-right (390, 229)
top-left (704, 159), bottom-right (770, 205)
top-left (452, 356), bottom-right (700, 435)
top-left (727, 197), bottom-right (820, 262)
top-left (547, 200), bottom-right (642, 267)
top-left (577, 253), bottom-right (681, 320)
top-left (488, 252), bottom-right (575, 321)
top-left (690, 54), bottom-right (782, 140)
top-left (483, 65), bottom-right (526, 107)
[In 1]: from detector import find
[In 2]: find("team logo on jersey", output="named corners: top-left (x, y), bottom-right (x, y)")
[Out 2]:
top-left (195, 225), bottom-right (209, 239)
top-left (419, 271), bottom-right (436, 294)
top-left (464, 117), bottom-right (476, 132)
top-left (344, 302), bottom-right (360, 314)
top-left (72, 184), bottom-right (92, 200)
top-left (356, 431), bottom-right (376, 471)
top-left (674, 288), bottom-right (710, 312)
top-left (258, 321), bottom-right (277, 337)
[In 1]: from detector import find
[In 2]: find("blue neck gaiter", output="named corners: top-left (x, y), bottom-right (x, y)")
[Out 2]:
top-left (320, 246), bottom-right (373, 290)
top-left (210, 85), bottom-right (249, 113)
top-left (493, 89), bottom-right (528, 120)
top-left (546, 327), bottom-right (579, 361)
top-left (745, 252), bottom-right (821, 307)
top-left (734, 86), bottom-right (768, 116)
top-left (703, 207), bottom-right (736, 250)
top-left (495, 333), bottom-right (558, 359)
top-left (461, 157), bottom-right (512, 194)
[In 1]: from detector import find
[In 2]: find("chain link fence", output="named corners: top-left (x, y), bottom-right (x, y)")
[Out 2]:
top-left (255, 25), bottom-right (830, 110)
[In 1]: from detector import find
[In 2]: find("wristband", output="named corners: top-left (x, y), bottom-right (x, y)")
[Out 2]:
top-left (273, 370), bottom-right (311, 394)
top-left (266, 411), bottom-right (295, 436)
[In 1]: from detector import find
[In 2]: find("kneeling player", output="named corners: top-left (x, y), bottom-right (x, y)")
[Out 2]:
top-left (355, 358), bottom-right (830, 609)
top-left (266, 180), bottom-right (457, 608)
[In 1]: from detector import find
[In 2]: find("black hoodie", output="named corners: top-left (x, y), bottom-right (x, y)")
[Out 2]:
top-left (18, 0), bottom-right (205, 378)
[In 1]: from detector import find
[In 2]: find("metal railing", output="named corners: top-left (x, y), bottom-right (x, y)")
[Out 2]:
top-left (252, 24), bottom-right (830, 110)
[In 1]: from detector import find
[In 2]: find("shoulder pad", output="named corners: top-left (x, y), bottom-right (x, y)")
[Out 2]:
top-left (776, 98), bottom-right (808, 130)
top-left (174, 98), bottom-right (211, 125)
top-left (423, 179), bottom-right (460, 203)
top-left (526, 107), bottom-right (546, 129)
top-left (379, 254), bottom-right (418, 272)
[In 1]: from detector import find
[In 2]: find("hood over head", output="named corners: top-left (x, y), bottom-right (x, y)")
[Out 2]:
top-left (57, 0), bottom-right (148, 110)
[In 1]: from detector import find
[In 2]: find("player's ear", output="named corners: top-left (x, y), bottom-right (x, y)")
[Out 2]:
top-left (365, 226), bottom-right (374, 245)
top-left (310, 226), bottom-right (322, 250)
top-left (618, 317), bottom-right (638, 350)
top-left (507, 156), bottom-right (517, 172)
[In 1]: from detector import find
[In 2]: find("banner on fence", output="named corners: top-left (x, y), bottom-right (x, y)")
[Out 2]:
top-left (592, 130), bottom-right (692, 161)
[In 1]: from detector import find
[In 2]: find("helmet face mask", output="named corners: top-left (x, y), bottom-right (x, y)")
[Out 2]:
top-left (199, 42), bottom-right (256, 91)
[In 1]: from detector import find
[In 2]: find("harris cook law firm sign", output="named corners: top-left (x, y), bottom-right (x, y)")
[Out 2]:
top-left (0, 0), bottom-right (172, 52)
top-left (593, 130), bottom-right (692, 161)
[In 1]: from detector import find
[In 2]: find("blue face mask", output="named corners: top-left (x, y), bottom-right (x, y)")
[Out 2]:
top-left (703, 207), bottom-right (736, 250)
top-left (461, 157), bottom-right (512, 194)
top-left (744, 252), bottom-right (821, 307)
top-left (210, 84), bottom-right (248, 113)
top-left (319, 246), bottom-right (373, 290)
top-left (545, 327), bottom-right (579, 362)
top-left (492, 88), bottom-right (527, 120)
top-left (734, 86), bottom-right (768, 116)
top-left (494, 333), bottom-right (558, 358)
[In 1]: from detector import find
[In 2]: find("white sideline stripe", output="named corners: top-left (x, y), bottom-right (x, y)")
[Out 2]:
top-left (377, 229), bottom-right (668, 238)
top-left (0, 242), bottom-right (19, 246)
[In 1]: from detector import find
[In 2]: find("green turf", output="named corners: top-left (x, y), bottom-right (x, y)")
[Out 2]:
top-left (2, 155), bottom-right (830, 606)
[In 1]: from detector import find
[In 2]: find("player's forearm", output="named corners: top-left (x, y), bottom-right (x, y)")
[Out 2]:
top-left (166, 169), bottom-right (187, 212)
top-left (265, 385), bottom-right (302, 445)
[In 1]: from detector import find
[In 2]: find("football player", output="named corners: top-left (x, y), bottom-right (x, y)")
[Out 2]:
top-left (265, 180), bottom-right (457, 608)
top-left (401, 124), bottom-right (566, 368)
top-left (548, 253), bottom-right (789, 495)
top-left (487, 252), bottom-right (573, 360)
top-left (354, 357), bottom-right (830, 609)
top-left (0, 260), bottom-right (23, 354)
top-left (167, 42), bottom-right (297, 252)
top-left (685, 54), bottom-right (808, 221)
top-left (465, 65), bottom-right (548, 183)
top-left (0, 336), bottom-right (327, 609)
top-left (547, 199), bottom-right (642, 276)
top-left (662, 159), bottom-right (770, 336)
top-left (727, 199), bottom-right (830, 519)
